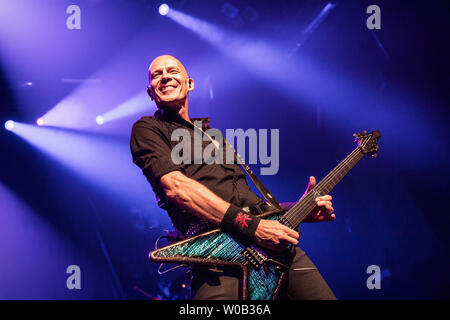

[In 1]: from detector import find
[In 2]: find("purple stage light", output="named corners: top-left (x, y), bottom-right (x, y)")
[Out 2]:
top-left (0, 0), bottom-right (148, 135)
top-left (60, 78), bottom-right (102, 84)
top-left (5, 120), bottom-right (15, 131)
top-left (8, 121), bottom-right (162, 206)
top-left (36, 31), bottom-right (158, 133)
top-left (96, 115), bottom-right (105, 126)
top-left (166, 9), bottom-right (225, 45)
top-left (36, 118), bottom-right (44, 126)
top-left (17, 81), bottom-right (34, 88)
top-left (96, 92), bottom-right (153, 126)
top-left (159, 4), bottom-right (170, 16)
top-left (159, 5), bottom-right (437, 164)
top-left (290, 3), bottom-right (336, 54)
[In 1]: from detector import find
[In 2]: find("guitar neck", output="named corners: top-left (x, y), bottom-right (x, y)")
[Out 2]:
top-left (279, 146), bottom-right (365, 228)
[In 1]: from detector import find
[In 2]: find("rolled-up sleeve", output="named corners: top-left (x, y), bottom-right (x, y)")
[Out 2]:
top-left (130, 118), bottom-right (184, 187)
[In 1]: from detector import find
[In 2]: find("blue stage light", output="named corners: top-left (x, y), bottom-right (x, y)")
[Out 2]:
top-left (159, 4), bottom-right (169, 16)
top-left (5, 120), bottom-right (15, 131)
top-left (36, 118), bottom-right (44, 126)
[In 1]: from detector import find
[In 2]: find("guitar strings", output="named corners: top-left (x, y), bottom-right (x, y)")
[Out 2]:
top-left (284, 146), bottom-right (364, 226)
top-left (281, 147), bottom-right (362, 226)
top-left (280, 146), bottom-right (364, 228)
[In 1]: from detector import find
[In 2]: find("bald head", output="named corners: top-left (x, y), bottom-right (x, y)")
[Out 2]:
top-left (148, 55), bottom-right (188, 83)
top-left (147, 55), bottom-right (194, 111)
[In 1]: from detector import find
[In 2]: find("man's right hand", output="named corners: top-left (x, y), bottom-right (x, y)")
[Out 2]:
top-left (254, 219), bottom-right (299, 251)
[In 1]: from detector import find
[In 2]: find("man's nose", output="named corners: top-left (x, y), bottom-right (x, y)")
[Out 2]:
top-left (161, 69), bottom-right (171, 81)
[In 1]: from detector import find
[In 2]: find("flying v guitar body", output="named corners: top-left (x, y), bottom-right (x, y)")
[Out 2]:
top-left (150, 208), bottom-right (291, 300)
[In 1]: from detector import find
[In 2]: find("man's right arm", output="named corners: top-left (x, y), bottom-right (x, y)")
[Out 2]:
top-left (160, 171), bottom-right (299, 251)
top-left (130, 119), bottom-right (298, 250)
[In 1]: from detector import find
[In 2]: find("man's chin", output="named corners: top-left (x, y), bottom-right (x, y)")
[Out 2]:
top-left (157, 93), bottom-right (180, 103)
top-left (156, 99), bottom-right (183, 111)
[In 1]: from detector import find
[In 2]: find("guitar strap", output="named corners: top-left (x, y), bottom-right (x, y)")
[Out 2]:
top-left (193, 120), bottom-right (281, 210)
top-left (223, 138), bottom-right (282, 210)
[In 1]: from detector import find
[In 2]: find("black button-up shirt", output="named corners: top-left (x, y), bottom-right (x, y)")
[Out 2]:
top-left (130, 109), bottom-right (263, 236)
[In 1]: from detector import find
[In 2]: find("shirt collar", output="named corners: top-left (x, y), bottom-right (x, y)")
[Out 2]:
top-left (154, 108), bottom-right (211, 131)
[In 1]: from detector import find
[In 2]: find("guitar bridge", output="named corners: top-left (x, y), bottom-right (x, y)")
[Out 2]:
top-left (241, 247), bottom-right (266, 269)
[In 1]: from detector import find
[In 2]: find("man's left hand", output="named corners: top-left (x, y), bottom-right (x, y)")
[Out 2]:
top-left (302, 176), bottom-right (336, 223)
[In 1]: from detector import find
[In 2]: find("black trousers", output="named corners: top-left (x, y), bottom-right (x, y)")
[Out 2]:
top-left (190, 246), bottom-right (336, 300)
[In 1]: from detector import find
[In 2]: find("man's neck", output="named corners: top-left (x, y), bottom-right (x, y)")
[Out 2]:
top-left (177, 106), bottom-right (191, 124)
top-left (156, 104), bottom-right (190, 123)
top-left (158, 101), bottom-right (191, 123)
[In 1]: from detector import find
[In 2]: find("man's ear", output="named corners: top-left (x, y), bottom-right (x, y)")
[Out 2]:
top-left (188, 78), bottom-right (194, 92)
top-left (147, 87), bottom-right (154, 101)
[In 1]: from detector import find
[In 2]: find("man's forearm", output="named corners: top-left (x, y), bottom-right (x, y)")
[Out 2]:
top-left (160, 171), bottom-right (300, 249)
top-left (160, 171), bottom-right (230, 225)
top-left (161, 172), bottom-right (303, 226)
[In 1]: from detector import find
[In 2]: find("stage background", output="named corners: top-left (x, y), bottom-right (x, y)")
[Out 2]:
top-left (0, 0), bottom-right (448, 299)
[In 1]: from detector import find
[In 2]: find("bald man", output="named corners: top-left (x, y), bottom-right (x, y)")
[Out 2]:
top-left (130, 55), bottom-right (336, 300)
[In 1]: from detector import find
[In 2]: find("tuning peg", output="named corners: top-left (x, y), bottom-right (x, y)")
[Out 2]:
top-left (372, 153), bottom-right (378, 158)
top-left (353, 131), bottom-right (367, 138)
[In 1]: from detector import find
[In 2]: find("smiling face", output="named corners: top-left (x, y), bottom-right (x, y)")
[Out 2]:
top-left (148, 55), bottom-right (193, 111)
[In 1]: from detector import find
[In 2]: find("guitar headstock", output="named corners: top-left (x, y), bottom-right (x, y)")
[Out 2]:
top-left (353, 130), bottom-right (381, 158)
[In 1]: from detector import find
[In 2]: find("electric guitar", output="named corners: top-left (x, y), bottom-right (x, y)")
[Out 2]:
top-left (150, 130), bottom-right (381, 300)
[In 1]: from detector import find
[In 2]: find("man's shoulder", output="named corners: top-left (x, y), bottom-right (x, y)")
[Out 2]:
top-left (132, 116), bottom-right (164, 131)
top-left (130, 116), bottom-right (170, 142)
top-left (133, 115), bottom-right (161, 126)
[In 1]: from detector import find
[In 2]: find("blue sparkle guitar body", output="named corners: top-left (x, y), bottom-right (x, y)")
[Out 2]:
top-left (150, 210), bottom-right (289, 300)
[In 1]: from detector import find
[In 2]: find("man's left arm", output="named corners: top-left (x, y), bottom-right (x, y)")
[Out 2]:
top-left (280, 176), bottom-right (336, 223)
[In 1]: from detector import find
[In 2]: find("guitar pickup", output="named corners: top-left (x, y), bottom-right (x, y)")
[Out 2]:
top-left (241, 247), bottom-right (266, 269)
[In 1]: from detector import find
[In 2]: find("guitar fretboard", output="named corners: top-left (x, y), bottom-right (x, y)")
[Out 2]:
top-left (279, 146), bottom-right (365, 228)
